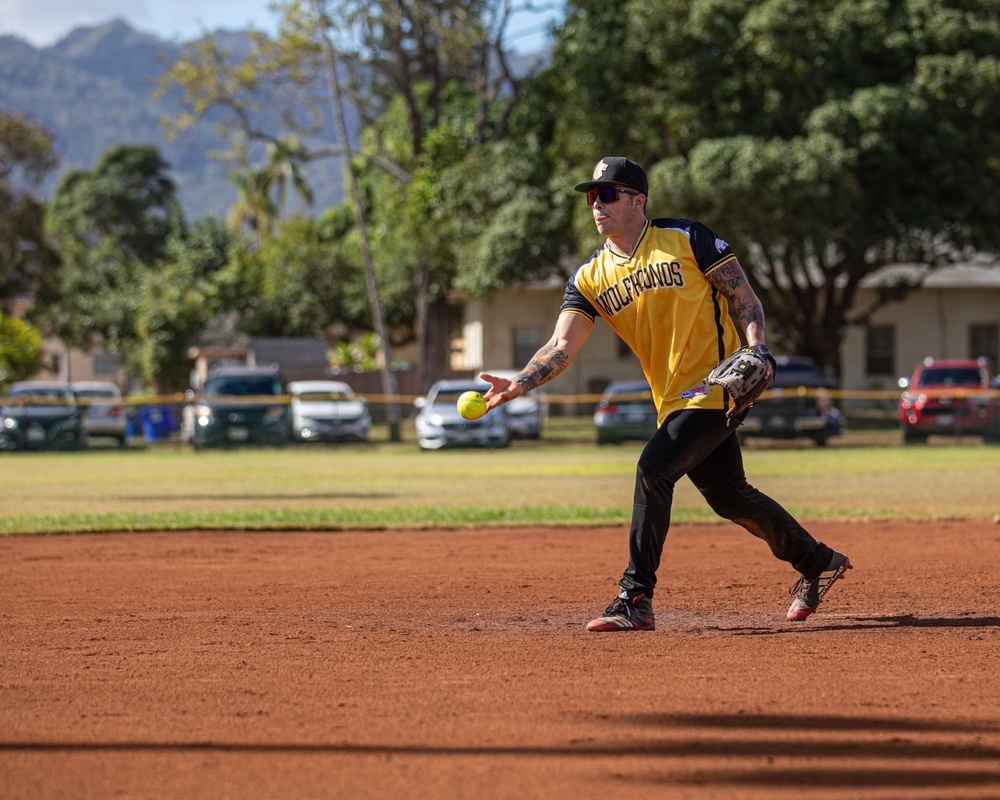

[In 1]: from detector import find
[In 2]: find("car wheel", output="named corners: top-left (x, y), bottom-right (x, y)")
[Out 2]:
top-left (903, 429), bottom-right (928, 445)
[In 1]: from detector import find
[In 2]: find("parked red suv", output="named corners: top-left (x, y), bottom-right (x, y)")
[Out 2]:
top-left (898, 357), bottom-right (1000, 444)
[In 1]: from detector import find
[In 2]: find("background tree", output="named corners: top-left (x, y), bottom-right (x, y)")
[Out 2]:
top-left (45, 144), bottom-right (179, 390)
top-left (138, 217), bottom-right (248, 391)
top-left (538, 0), bottom-right (1000, 375)
top-left (45, 145), bottom-right (243, 391)
top-left (0, 110), bottom-right (61, 315)
top-left (237, 208), bottom-right (372, 339)
top-left (0, 312), bottom-right (44, 391)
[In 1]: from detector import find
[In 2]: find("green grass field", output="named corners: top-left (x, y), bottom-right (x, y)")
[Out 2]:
top-left (1, 418), bottom-right (996, 534)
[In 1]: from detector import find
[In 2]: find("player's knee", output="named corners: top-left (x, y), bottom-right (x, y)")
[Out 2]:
top-left (697, 481), bottom-right (750, 521)
top-left (635, 461), bottom-right (675, 499)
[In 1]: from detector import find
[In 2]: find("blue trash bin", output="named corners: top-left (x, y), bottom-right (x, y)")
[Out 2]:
top-left (141, 406), bottom-right (171, 441)
top-left (163, 404), bottom-right (180, 435)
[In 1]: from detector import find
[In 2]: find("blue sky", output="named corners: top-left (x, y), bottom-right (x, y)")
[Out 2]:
top-left (0, 0), bottom-right (563, 53)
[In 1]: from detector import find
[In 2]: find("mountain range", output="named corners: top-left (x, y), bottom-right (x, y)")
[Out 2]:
top-left (0, 19), bottom-right (345, 219)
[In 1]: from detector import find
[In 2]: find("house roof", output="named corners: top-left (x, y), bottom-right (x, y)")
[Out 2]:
top-left (861, 261), bottom-right (1000, 289)
top-left (251, 337), bottom-right (329, 367)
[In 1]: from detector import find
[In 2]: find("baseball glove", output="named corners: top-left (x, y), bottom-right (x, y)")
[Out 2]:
top-left (706, 345), bottom-right (777, 419)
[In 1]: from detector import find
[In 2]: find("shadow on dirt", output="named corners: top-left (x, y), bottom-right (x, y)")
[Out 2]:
top-left (614, 712), bottom-right (1000, 793)
top-left (728, 614), bottom-right (1000, 635)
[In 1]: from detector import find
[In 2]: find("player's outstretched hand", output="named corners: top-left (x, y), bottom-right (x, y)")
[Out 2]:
top-left (479, 372), bottom-right (525, 411)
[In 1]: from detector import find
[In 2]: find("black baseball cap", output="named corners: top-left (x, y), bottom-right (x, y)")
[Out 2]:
top-left (573, 157), bottom-right (649, 196)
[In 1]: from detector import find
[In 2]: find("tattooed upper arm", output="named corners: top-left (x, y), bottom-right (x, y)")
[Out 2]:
top-left (706, 259), bottom-right (745, 301)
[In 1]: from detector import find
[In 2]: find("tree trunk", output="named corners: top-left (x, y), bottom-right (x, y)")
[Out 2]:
top-left (414, 261), bottom-right (452, 393)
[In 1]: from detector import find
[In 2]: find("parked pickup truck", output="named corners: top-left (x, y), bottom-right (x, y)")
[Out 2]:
top-left (898, 357), bottom-right (1000, 444)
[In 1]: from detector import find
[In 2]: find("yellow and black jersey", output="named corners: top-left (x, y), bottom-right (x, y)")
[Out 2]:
top-left (562, 217), bottom-right (742, 422)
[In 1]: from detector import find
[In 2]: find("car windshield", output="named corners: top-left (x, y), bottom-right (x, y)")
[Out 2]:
top-left (74, 389), bottom-right (118, 399)
top-left (917, 368), bottom-right (984, 387)
top-left (205, 377), bottom-right (282, 397)
top-left (606, 385), bottom-right (652, 404)
top-left (8, 387), bottom-right (76, 406)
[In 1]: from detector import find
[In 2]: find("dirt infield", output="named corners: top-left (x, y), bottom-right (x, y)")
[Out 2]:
top-left (2, 520), bottom-right (999, 799)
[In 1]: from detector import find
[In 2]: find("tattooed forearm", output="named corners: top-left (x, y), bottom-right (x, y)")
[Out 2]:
top-left (736, 300), bottom-right (765, 334)
top-left (514, 345), bottom-right (570, 391)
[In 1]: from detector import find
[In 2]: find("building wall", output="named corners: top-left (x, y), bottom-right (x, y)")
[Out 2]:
top-left (33, 338), bottom-right (127, 390)
top-left (842, 284), bottom-right (1000, 392)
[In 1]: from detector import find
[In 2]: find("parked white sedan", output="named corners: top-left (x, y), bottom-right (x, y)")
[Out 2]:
top-left (288, 380), bottom-right (371, 442)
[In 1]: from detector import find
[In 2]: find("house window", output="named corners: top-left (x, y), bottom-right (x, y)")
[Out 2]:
top-left (93, 353), bottom-right (117, 375)
top-left (969, 324), bottom-right (998, 368)
top-left (865, 325), bottom-right (895, 376)
top-left (513, 327), bottom-right (543, 366)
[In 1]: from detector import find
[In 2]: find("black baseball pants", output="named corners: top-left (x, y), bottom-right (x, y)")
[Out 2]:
top-left (618, 407), bottom-right (834, 599)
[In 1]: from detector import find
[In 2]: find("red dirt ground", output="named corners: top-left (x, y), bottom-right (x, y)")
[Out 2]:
top-left (2, 520), bottom-right (999, 800)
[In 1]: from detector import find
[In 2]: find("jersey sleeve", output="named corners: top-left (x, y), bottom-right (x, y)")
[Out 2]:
top-left (560, 269), bottom-right (599, 322)
top-left (688, 220), bottom-right (737, 275)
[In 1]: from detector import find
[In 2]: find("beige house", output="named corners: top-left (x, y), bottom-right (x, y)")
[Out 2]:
top-left (457, 263), bottom-right (1000, 410)
top-left (841, 263), bottom-right (1000, 391)
top-left (30, 338), bottom-right (127, 390)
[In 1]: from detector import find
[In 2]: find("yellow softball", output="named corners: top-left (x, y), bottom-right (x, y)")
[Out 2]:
top-left (456, 391), bottom-right (487, 420)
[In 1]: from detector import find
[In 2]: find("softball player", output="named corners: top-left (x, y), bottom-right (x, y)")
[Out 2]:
top-left (482, 157), bottom-right (851, 631)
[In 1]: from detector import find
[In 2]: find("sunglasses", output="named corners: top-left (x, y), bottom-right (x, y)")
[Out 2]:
top-left (586, 186), bottom-right (641, 206)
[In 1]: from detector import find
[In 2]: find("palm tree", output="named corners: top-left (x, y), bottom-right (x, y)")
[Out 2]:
top-left (265, 138), bottom-right (314, 219)
top-left (227, 140), bottom-right (314, 246)
top-left (227, 166), bottom-right (277, 246)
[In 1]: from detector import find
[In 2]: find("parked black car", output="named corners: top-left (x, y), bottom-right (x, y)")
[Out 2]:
top-left (738, 356), bottom-right (845, 446)
top-left (0, 381), bottom-right (87, 451)
top-left (182, 365), bottom-right (291, 450)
